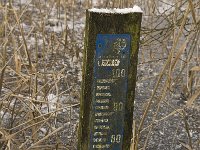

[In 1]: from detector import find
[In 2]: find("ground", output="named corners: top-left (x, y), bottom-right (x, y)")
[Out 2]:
top-left (0, 0), bottom-right (199, 150)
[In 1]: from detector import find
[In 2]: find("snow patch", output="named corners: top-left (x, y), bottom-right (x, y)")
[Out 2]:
top-left (89, 5), bottom-right (143, 14)
top-left (20, 0), bottom-right (32, 5)
top-left (48, 94), bottom-right (57, 111)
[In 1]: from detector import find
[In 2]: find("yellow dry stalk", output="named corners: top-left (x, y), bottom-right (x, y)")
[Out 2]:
top-left (11, 34), bottom-right (22, 74)
top-left (186, 88), bottom-right (200, 107)
top-left (188, 0), bottom-right (197, 25)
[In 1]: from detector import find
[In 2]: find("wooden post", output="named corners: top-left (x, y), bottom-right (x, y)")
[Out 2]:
top-left (78, 7), bottom-right (142, 150)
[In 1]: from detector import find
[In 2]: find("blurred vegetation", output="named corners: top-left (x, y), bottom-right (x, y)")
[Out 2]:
top-left (0, 0), bottom-right (199, 150)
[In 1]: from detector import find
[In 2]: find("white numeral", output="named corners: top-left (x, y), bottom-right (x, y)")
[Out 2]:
top-left (111, 134), bottom-right (121, 143)
top-left (112, 69), bottom-right (125, 78)
top-left (113, 102), bottom-right (123, 111)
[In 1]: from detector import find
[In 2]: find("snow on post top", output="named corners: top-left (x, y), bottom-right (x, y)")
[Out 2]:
top-left (89, 5), bottom-right (143, 14)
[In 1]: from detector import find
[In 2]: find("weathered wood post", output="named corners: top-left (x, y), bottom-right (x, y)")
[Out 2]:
top-left (78, 6), bottom-right (142, 150)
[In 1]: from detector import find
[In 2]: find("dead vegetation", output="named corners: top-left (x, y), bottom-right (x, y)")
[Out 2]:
top-left (0, 0), bottom-right (199, 150)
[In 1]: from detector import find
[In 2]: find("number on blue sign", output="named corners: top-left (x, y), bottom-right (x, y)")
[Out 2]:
top-left (112, 69), bottom-right (125, 78)
top-left (111, 134), bottom-right (121, 143)
top-left (113, 102), bottom-right (123, 111)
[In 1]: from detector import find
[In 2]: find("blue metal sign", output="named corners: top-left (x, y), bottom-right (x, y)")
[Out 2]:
top-left (89, 34), bottom-right (131, 149)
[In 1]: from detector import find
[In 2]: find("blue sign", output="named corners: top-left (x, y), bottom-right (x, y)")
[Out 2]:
top-left (89, 34), bottom-right (131, 149)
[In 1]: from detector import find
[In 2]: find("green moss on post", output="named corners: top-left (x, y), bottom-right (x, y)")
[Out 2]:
top-left (78, 8), bottom-right (142, 150)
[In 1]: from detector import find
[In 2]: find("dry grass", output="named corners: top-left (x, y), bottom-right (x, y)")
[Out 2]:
top-left (0, 0), bottom-right (199, 150)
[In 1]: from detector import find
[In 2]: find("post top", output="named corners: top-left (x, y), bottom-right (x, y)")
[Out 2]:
top-left (89, 5), bottom-right (143, 14)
